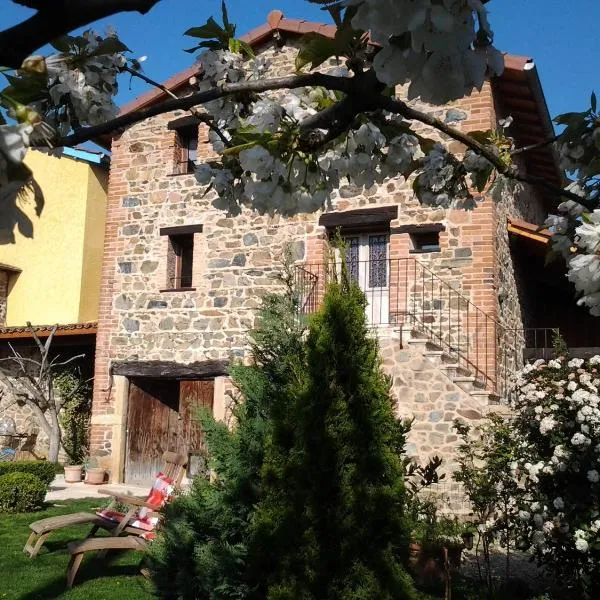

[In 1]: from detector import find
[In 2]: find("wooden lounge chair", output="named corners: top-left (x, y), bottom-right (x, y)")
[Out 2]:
top-left (66, 535), bottom-right (150, 589)
top-left (24, 451), bottom-right (187, 558)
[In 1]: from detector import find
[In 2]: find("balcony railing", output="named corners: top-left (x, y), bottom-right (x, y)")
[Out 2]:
top-left (294, 258), bottom-right (558, 400)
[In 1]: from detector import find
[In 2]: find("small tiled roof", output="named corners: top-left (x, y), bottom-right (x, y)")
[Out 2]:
top-left (507, 218), bottom-right (552, 244)
top-left (0, 322), bottom-right (97, 340)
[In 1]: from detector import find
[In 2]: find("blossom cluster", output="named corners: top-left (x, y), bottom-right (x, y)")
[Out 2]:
top-left (348, 0), bottom-right (504, 104)
top-left (507, 355), bottom-right (600, 590)
top-left (45, 30), bottom-right (126, 131)
top-left (546, 203), bottom-right (600, 316)
top-left (192, 45), bottom-right (433, 215)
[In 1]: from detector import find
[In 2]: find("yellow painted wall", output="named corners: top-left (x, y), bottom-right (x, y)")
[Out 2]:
top-left (78, 164), bottom-right (109, 322)
top-left (0, 150), bottom-right (108, 326)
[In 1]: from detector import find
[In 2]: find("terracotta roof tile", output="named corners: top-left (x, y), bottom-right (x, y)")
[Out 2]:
top-left (0, 322), bottom-right (98, 339)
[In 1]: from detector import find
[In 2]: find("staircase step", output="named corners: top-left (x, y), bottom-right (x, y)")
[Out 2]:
top-left (441, 364), bottom-right (470, 378)
top-left (452, 376), bottom-right (476, 392)
top-left (406, 337), bottom-right (430, 352)
top-left (469, 390), bottom-right (494, 403)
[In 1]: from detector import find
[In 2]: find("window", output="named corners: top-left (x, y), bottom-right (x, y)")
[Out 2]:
top-left (342, 233), bottom-right (389, 289)
top-left (160, 225), bottom-right (202, 291)
top-left (410, 230), bottom-right (441, 253)
top-left (175, 126), bottom-right (198, 175)
top-left (167, 234), bottom-right (194, 289)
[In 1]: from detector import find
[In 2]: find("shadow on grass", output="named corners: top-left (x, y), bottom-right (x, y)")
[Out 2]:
top-left (16, 550), bottom-right (151, 600)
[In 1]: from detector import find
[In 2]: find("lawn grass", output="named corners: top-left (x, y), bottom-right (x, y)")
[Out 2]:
top-left (0, 499), bottom-right (154, 600)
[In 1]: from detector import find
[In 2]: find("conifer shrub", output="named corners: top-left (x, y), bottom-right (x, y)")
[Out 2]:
top-left (150, 272), bottom-right (417, 599)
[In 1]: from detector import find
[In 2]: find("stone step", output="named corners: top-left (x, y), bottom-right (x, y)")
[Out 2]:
top-left (452, 376), bottom-right (477, 392)
top-left (422, 350), bottom-right (444, 365)
top-left (441, 364), bottom-right (471, 379)
top-left (469, 390), bottom-right (494, 403)
top-left (406, 337), bottom-right (430, 352)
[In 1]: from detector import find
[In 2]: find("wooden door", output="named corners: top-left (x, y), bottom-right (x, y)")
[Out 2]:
top-left (178, 380), bottom-right (214, 463)
top-left (125, 379), bottom-right (180, 484)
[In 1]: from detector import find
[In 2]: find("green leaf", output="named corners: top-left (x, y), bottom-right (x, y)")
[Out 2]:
top-left (295, 33), bottom-right (338, 72)
top-left (184, 18), bottom-right (225, 40)
top-left (592, 91), bottom-right (597, 113)
top-left (50, 35), bottom-right (73, 53)
top-left (90, 37), bottom-right (130, 57)
top-left (223, 141), bottom-right (259, 156)
top-left (466, 130), bottom-right (493, 145)
top-left (184, 40), bottom-right (222, 53)
top-left (221, 1), bottom-right (236, 38)
top-left (553, 112), bottom-right (586, 126)
top-left (237, 40), bottom-right (255, 59)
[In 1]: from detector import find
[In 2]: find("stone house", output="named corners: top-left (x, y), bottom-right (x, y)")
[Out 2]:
top-left (0, 147), bottom-right (108, 457)
top-left (91, 11), bottom-right (600, 484)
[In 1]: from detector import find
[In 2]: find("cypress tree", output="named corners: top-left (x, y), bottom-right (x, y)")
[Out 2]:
top-left (251, 274), bottom-right (416, 600)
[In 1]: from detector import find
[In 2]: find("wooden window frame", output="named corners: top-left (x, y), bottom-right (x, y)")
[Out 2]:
top-left (160, 225), bottom-right (202, 292)
top-left (169, 118), bottom-right (199, 176)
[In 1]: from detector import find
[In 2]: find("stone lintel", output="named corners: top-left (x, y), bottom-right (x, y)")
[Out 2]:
top-left (110, 359), bottom-right (229, 379)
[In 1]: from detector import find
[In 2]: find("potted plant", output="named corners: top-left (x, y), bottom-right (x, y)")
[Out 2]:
top-left (83, 456), bottom-right (105, 485)
top-left (408, 501), bottom-right (467, 592)
top-left (64, 461), bottom-right (83, 483)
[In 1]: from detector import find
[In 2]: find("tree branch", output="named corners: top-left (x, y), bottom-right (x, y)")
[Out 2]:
top-left (47, 72), bottom-right (353, 147)
top-left (0, 0), bottom-right (162, 68)
top-left (377, 95), bottom-right (591, 209)
top-left (510, 134), bottom-right (561, 157)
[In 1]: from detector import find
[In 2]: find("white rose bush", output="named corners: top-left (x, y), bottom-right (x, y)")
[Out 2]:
top-left (456, 349), bottom-right (600, 597)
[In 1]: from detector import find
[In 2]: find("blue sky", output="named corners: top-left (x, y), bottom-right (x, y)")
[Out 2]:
top-left (3, 0), bottom-right (598, 119)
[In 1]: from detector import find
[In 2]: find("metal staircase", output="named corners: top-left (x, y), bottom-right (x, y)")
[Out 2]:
top-left (295, 258), bottom-right (556, 403)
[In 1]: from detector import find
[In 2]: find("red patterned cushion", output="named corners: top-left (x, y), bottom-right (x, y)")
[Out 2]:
top-left (96, 472), bottom-right (176, 533)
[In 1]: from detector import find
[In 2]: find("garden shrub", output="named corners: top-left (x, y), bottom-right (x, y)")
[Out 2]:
top-left (149, 287), bottom-right (307, 599)
top-left (455, 351), bottom-right (600, 599)
top-left (0, 460), bottom-right (56, 485)
top-left (56, 368), bottom-right (91, 465)
top-left (0, 472), bottom-right (46, 513)
top-left (150, 270), bottom-right (418, 599)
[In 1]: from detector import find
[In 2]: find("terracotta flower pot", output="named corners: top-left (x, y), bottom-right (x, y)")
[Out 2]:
top-left (64, 465), bottom-right (83, 483)
top-left (409, 542), bottom-right (463, 589)
top-left (85, 467), bottom-right (106, 485)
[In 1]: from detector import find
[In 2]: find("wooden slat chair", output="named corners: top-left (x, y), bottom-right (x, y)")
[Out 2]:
top-left (66, 535), bottom-right (150, 589)
top-left (24, 451), bottom-right (187, 558)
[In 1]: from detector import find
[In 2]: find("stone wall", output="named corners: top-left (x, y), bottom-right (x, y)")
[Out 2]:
top-left (492, 153), bottom-right (549, 395)
top-left (91, 37), bottom-right (544, 468)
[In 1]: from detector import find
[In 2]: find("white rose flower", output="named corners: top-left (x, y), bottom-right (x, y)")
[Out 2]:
top-left (540, 416), bottom-right (556, 435)
top-left (568, 358), bottom-right (585, 368)
top-left (542, 521), bottom-right (555, 534)
top-left (553, 497), bottom-right (565, 510)
top-left (588, 469), bottom-right (600, 483)
top-left (571, 432), bottom-right (590, 446)
top-left (575, 537), bottom-right (589, 553)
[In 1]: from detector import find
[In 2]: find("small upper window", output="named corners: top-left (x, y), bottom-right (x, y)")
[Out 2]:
top-left (175, 126), bottom-right (198, 175)
top-left (167, 233), bottom-right (194, 289)
top-left (410, 231), bottom-right (441, 253)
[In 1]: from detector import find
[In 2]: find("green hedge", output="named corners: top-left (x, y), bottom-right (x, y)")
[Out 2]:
top-left (0, 472), bottom-right (46, 513)
top-left (0, 461), bottom-right (56, 486)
